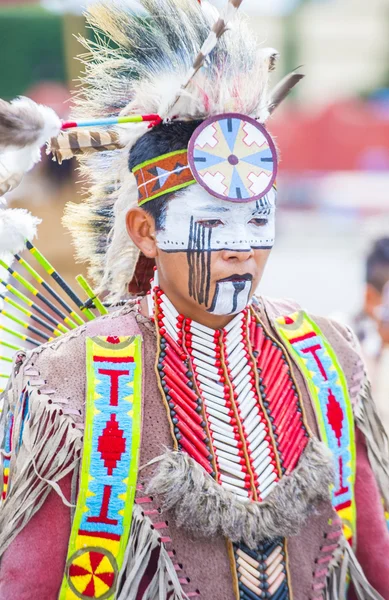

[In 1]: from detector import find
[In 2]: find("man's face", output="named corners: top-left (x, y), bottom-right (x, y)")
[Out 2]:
top-left (155, 185), bottom-right (276, 317)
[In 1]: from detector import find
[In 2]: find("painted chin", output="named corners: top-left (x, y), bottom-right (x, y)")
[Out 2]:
top-left (207, 275), bottom-right (253, 316)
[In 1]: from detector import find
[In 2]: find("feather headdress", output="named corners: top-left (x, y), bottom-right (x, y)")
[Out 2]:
top-left (62, 0), bottom-right (295, 302)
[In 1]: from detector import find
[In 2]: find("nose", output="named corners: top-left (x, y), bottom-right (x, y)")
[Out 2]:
top-left (221, 247), bottom-right (254, 262)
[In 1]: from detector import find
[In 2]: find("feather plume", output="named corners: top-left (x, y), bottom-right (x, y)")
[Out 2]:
top-left (0, 97), bottom-right (61, 194)
top-left (0, 208), bottom-right (41, 257)
top-left (268, 71), bottom-right (305, 115)
top-left (49, 129), bottom-right (122, 164)
top-left (167, 0), bottom-right (244, 116)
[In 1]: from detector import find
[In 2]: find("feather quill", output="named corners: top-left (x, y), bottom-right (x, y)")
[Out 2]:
top-left (268, 71), bottom-right (305, 115)
top-left (0, 208), bottom-right (41, 257)
top-left (167, 0), bottom-right (244, 117)
top-left (0, 97), bottom-right (61, 195)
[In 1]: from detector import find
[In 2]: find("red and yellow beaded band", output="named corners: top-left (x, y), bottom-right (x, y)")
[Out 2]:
top-left (132, 149), bottom-right (195, 206)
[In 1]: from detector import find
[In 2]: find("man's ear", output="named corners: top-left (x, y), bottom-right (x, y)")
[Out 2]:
top-left (126, 207), bottom-right (158, 258)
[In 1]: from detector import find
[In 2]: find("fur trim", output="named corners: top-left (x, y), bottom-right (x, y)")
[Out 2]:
top-left (0, 208), bottom-right (41, 256)
top-left (0, 97), bottom-right (61, 195)
top-left (146, 438), bottom-right (334, 549)
top-left (63, 0), bottom-right (280, 301)
top-left (0, 97), bottom-right (60, 151)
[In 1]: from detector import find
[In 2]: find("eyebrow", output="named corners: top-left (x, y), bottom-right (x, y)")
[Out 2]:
top-left (194, 204), bottom-right (231, 214)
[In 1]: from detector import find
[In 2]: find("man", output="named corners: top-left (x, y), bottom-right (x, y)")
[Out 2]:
top-left (354, 238), bottom-right (389, 434)
top-left (0, 1), bottom-right (388, 599)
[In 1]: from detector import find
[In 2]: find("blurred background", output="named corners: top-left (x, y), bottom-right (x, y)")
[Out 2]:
top-left (1, 0), bottom-right (389, 320)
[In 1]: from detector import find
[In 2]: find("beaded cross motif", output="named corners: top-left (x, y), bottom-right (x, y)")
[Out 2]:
top-left (154, 289), bottom-right (310, 600)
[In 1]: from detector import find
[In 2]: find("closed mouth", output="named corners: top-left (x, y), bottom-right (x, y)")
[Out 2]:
top-left (218, 274), bottom-right (253, 283)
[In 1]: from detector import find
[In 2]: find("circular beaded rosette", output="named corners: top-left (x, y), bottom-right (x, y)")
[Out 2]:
top-left (66, 547), bottom-right (118, 599)
top-left (188, 113), bottom-right (277, 202)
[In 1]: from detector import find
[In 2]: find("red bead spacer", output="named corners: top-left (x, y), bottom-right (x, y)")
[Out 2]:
top-left (220, 376), bottom-right (226, 383)
top-left (156, 289), bottom-right (163, 297)
top-left (180, 353), bottom-right (187, 361)
top-left (184, 325), bottom-right (191, 333)
top-left (177, 315), bottom-right (185, 323)
top-left (216, 360), bottom-right (222, 368)
top-left (160, 327), bottom-right (166, 335)
top-left (237, 441), bottom-right (243, 449)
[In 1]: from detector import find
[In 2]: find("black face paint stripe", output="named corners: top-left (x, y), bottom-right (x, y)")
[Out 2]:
top-left (205, 227), bottom-right (212, 307)
top-left (231, 281), bottom-right (246, 314)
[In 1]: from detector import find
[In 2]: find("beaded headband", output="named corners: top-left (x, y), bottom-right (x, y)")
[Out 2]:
top-left (132, 113), bottom-right (278, 206)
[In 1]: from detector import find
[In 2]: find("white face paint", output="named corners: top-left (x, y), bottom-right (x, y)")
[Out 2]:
top-left (156, 184), bottom-right (276, 253)
top-left (208, 276), bottom-right (253, 316)
top-left (155, 184), bottom-right (276, 316)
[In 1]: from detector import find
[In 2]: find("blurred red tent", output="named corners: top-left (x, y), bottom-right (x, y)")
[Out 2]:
top-left (270, 99), bottom-right (389, 172)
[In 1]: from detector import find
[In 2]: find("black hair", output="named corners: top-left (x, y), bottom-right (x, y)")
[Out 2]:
top-left (366, 237), bottom-right (389, 292)
top-left (128, 119), bottom-right (203, 230)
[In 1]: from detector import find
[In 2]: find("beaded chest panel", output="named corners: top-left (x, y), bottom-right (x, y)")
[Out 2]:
top-left (154, 290), bottom-right (311, 600)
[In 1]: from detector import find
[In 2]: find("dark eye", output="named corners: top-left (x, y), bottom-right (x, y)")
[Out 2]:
top-left (250, 218), bottom-right (268, 227)
top-left (197, 219), bottom-right (223, 228)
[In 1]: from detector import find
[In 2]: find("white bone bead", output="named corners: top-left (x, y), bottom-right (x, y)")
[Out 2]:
top-left (218, 460), bottom-right (246, 479)
top-left (239, 394), bottom-right (257, 419)
top-left (197, 375), bottom-right (224, 392)
top-left (195, 366), bottom-right (223, 382)
top-left (206, 407), bottom-right (232, 424)
top-left (253, 454), bottom-right (272, 476)
top-left (251, 439), bottom-right (270, 461)
top-left (258, 465), bottom-right (276, 486)
top-left (227, 341), bottom-right (245, 362)
top-left (224, 313), bottom-right (244, 332)
top-left (191, 341), bottom-right (217, 357)
top-left (191, 331), bottom-right (216, 347)
top-left (244, 406), bottom-right (260, 429)
top-left (221, 482), bottom-right (249, 498)
top-left (213, 439), bottom-right (240, 455)
top-left (190, 320), bottom-right (216, 336)
top-left (225, 335), bottom-right (243, 355)
top-left (193, 358), bottom-right (219, 374)
top-left (252, 446), bottom-right (271, 469)
top-left (249, 429), bottom-right (267, 452)
top-left (235, 374), bottom-right (252, 396)
top-left (208, 416), bottom-right (234, 432)
top-left (220, 474), bottom-right (246, 488)
top-left (204, 400), bottom-right (230, 415)
top-left (202, 391), bottom-right (227, 406)
top-left (216, 448), bottom-right (242, 463)
top-left (261, 481), bottom-right (277, 499)
top-left (191, 350), bottom-right (216, 365)
top-left (230, 357), bottom-right (248, 380)
top-left (198, 381), bottom-right (224, 398)
top-left (234, 365), bottom-right (251, 388)
top-left (209, 422), bottom-right (235, 438)
top-left (212, 431), bottom-right (239, 447)
top-left (246, 419), bottom-right (265, 440)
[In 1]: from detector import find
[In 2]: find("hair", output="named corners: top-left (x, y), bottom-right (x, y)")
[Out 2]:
top-left (366, 237), bottom-right (389, 293)
top-left (128, 119), bottom-right (202, 230)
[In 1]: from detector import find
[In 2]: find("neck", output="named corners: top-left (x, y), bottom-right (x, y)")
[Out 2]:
top-left (141, 269), bottom-right (247, 330)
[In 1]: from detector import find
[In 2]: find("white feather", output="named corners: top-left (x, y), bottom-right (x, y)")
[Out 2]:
top-left (0, 97), bottom-right (61, 195)
top-left (0, 208), bottom-right (41, 256)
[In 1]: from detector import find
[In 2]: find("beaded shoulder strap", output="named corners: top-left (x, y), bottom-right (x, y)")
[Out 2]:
top-left (274, 311), bottom-right (357, 545)
top-left (59, 335), bottom-right (143, 600)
